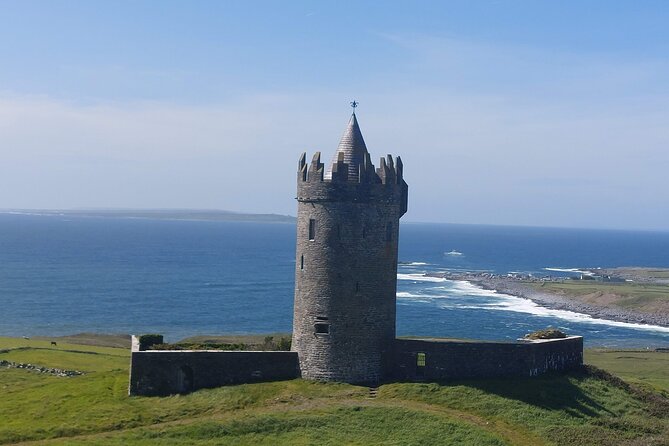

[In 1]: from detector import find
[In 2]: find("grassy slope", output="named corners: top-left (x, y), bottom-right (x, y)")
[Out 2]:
top-left (32, 334), bottom-right (132, 349)
top-left (602, 268), bottom-right (669, 280)
top-left (586, 349), bottom-right (669, 394)
top-left (1, 337), bottom-right (668, 446)
top-left (529, 281), bottom-right (669, 313)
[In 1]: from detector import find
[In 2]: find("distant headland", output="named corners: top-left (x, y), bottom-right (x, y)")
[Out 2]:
top-left (430, 267), bottom-right (669, 328)
top-left (0, 209), bottom-right (296, 223)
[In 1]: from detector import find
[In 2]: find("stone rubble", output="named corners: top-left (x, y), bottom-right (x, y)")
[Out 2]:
top-left (0, 359), bottom-right (84, 377)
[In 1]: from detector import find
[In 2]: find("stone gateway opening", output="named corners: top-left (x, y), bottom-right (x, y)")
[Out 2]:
top-left (177, 365), bottom-right (194, 394)
top-left (416, 352), bottom-right (426, 379)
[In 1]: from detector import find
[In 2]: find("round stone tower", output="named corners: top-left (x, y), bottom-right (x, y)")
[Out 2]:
top-left (291, 111), bottom-right (408, 384)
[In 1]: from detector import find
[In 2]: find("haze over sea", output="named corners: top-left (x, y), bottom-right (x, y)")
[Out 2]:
top-left (1, 213), bottom-right (668, 348)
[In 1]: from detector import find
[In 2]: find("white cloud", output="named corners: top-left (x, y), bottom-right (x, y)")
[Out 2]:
top-left (1, 31), bottom-right (668, 231)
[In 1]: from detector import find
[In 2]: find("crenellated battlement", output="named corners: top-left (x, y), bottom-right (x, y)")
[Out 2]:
top-left (298, 152), bottom-right (404, 185)
top-left (298, 152), bottom-right (324, 183)
top-left (297, 151), bottom-right (408, 216)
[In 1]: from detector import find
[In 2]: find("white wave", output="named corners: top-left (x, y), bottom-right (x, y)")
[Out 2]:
top-left (407, 262), bottom-right (428, 265)
top-left (397, 292), bottom-right (425, 298)
top-left (544, 267), bottom-right (594, 276)
top-left (397, 273), bottom-right (446, 283)
top-left (401, 276), bottom-right (669, 334)
top-left (397, 299), bottom-right (433, 305)
top-left (446, 280), bottom-right (505, 297)
top-left (449, 282), bottom-right (669, 333)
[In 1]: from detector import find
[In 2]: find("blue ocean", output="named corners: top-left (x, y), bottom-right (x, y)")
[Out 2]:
top-left (1, 213), bottom-right (668, 347)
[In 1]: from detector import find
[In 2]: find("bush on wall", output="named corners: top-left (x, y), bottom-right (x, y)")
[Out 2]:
top-left (138, 334), bottom-right (164, 350)
top-left (525, 328), bottom-right (567, 340)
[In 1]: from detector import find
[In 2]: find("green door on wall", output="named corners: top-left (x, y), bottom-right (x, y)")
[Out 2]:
top-left (416, 352), bottom-right (426, 378)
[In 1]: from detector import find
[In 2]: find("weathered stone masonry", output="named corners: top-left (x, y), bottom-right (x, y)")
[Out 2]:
top-left (128, 110), bottom-right (583, 396)
top-left (393, 336), bottom-right (584, 382)
top-left (291, 113), bottom-right (408, 384)
top-left (129, 336), bottom-right (299, 396)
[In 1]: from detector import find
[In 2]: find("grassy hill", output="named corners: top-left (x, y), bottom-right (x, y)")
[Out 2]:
top-left (2, 209), bottom-right (296, 223)
top-left (1, 337), bottom-right (668, 445)
top-left (528, 280), bottom-right (669, 315)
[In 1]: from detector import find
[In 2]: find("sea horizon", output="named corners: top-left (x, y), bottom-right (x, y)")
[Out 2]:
top-left (2, 208), bottom-right (669, 234)
top-left (0, 212), bottom-right (667, 347)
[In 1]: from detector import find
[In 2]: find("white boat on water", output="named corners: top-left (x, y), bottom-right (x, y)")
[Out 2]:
top-left (445, 250), bottom-right (463, 256)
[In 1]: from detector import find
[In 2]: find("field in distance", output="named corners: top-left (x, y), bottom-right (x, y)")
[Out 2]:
top-left (529, 280), bottom-right (669, 315)
top-left (1, 336), bottom-right (668, 445)
top-left (1, 209), bottom-right (296, 223)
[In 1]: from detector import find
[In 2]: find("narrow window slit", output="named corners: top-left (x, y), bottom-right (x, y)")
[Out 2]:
top-left (308, 219), bottom-right (316, 240)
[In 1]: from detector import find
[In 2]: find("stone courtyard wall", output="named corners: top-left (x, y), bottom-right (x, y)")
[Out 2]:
top-left (392, 336), bottom-right (583, 381)
top-left (129, 335), bottom-right (584, 395)
top-left (128, 336), bottom-right (299, 396)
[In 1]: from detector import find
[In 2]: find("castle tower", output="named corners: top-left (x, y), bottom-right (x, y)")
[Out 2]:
top-left (292, 110), bottom-right (408, 383)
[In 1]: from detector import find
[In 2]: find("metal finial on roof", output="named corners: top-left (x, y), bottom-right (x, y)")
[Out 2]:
top-left (350, 100), bottom-right (358, 114)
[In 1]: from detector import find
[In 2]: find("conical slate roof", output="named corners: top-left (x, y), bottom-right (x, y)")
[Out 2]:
top-left (324, 113), bottom-right (369, 180)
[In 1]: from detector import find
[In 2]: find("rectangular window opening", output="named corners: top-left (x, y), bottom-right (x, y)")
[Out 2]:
top-left (300, 255), bottom-right (304, 270)
top-left (386, 222), bottom-right (393, 242)
top-left (362, 227), bottom-right (367, 239)
top-left (314, 323), bottom-right (330, 335)
top-left (315, 316), bottom-right (329, 321)
top-left (308, 219), bottom-right (316, 241)
top-left (355, 282), bottom-right (360, 292)
top-left (417, 352), bottom-right (426, 367)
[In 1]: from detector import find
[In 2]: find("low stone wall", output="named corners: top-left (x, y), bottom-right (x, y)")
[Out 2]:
top-left (128, 336), bottom-right (300, 396)
top-left (392, 336), bottom-right (583, 381)
top-left (129, 335), bottom-right (583, 394)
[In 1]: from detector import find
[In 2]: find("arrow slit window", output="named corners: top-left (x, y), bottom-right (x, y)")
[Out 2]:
top-left (308, 219), bottom-right (316, 240)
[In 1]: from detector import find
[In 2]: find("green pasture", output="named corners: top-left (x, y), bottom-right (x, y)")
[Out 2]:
top-left (1, 336), bottom-right (668, 445)
top-left (586, 349), bottom-right (669, 394)
top-left (530, 281), bottom-right (669, 312)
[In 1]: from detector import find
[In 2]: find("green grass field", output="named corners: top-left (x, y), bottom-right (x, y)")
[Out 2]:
top-left (529, 281), bottom-right (669, 313)
top-left (627, 269), bottom-right (669, 279)
top-left (1, 337), bottom-right (668, 445)
top-left (585, 349), bottom-right (669, 394)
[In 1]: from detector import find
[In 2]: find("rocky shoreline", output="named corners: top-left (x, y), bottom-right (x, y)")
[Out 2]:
top-left (429, 272), bottom-right (669, 328)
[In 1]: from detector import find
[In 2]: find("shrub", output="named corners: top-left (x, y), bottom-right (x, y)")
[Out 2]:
top-left (138, 334), bottom-right (164, 351)
top-left (524, 328), bottom-right (567, 340)
top-left (146, 337), bottom-right (292, 351)
top-left (276, 336), bottom-right (292, 351)
top-left (147, 342), bottom-right (249, 351)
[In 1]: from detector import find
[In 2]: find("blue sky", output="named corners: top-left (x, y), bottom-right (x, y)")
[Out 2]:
top-left (1, 1), bottom-right (668, 230)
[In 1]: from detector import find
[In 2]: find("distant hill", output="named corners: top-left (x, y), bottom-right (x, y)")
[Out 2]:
top-left (1, 209), bottom-right (296, 223)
